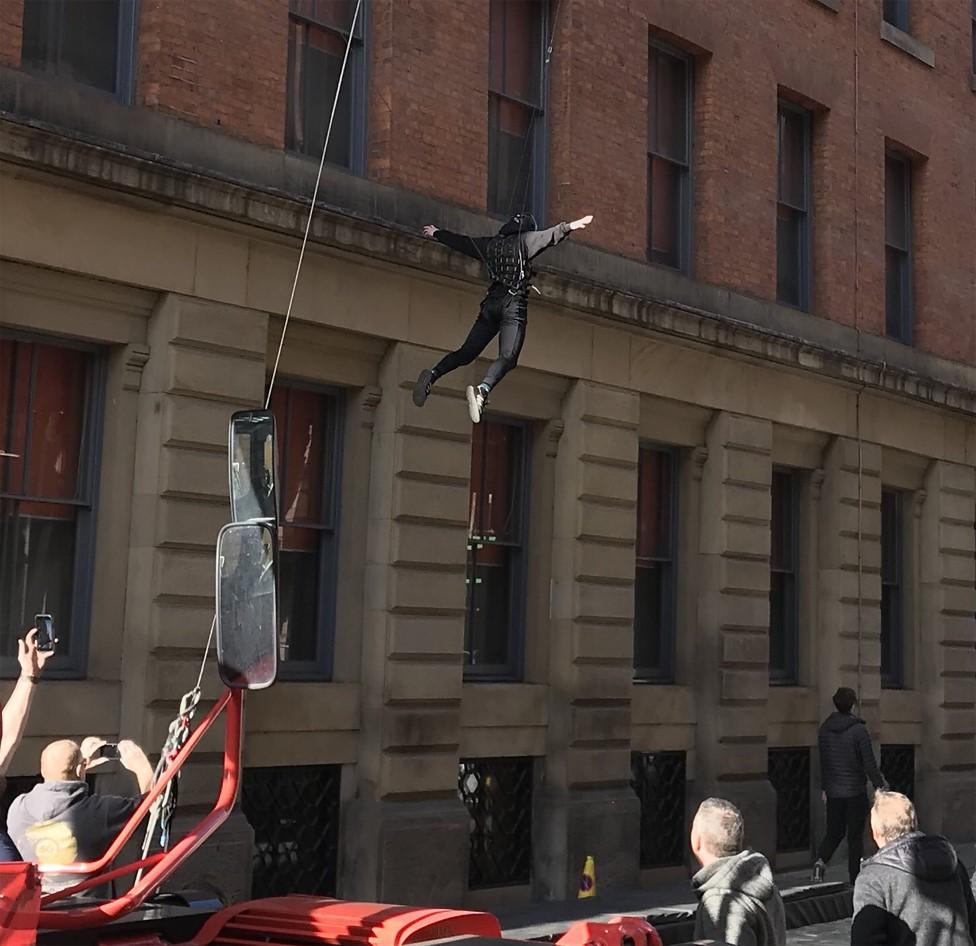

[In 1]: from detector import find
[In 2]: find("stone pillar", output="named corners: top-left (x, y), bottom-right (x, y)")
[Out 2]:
top-left (344, 342), bottom-right (470, 905)
top-left (537, 380), bottom-right (641, 900)
top-left (694, 412), bottom-right (776, 856)
top-left (917, 461), bottom-right (976, 840)
top-left (817, 437), bottom-right (882, 725)
top-left (119, 293), bottom-right (267, 898)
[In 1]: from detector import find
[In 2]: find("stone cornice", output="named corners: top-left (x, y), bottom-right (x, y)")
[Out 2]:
top-left (2, 113), bottom-right (976, 419)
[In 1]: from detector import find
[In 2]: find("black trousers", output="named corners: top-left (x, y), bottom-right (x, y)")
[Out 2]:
top-left (818, 793), bottom-right (870, 883)
top-left (432, 291), bottom-right (527, 393)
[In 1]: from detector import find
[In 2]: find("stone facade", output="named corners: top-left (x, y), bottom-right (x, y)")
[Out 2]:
top-left (0, 0), bottom-right (974, 911)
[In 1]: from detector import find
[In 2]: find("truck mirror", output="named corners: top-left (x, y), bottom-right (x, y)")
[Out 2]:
top-left (229, 409), bottom-right (277, 524)
top-left (215, 522), bottom-right (278, 690)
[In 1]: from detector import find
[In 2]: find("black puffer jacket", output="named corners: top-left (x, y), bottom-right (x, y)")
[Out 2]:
top-left (852, 833), bottom-right (976, 945)
top-left (818, 711), bottom-right (884, 799)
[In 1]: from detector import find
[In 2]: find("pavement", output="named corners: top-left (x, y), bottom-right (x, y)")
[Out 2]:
top-left (787, 918), bottom-right (851, 944)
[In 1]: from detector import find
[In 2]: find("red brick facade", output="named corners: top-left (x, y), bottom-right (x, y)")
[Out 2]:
top-left (1, 0), bottom-right (973, 363)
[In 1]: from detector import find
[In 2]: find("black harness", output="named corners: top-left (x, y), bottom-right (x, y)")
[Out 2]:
top-left (485, 233), bottom-right (531, 294)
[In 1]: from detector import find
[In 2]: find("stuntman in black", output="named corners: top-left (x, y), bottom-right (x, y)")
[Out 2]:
top-left (414, 212), bottom-right (593, 423)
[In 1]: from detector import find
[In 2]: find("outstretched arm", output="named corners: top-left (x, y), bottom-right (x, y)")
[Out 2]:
top-left (0, 629), bottom-right (52, 774)
top-left (423, 225), bottom-right (488, 262)
top-left (856, 725), bottom-right (885, 790)
top-left (524, 214), bottom-right (593, 260)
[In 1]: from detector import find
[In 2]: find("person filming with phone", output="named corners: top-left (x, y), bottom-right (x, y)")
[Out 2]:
top-left (0, 627), bottom-right (55, 861)
top-left (6, 732), bottom-right (154, 892)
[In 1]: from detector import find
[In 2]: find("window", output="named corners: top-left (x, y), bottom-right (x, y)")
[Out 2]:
top-left (770, 469), bottom-right (800, 683)
top-left (0, 335), bottom-right (102, 677)
top-left (20, 0), bottom-right (137, 100)
top-left (488, 0), bottom-right (546, 217)
top-left (268, 384), bottom-right (342, 678)
top-left (776, 102), bottom-right (812, 310)
top-left (647, 42), bottom-right (692, 271)
top-left (881, 489), bottom-right (904, 688)
top-left (286, 0), bottom-right (365, 170)
top-left (465, 420), bottom-right (528, 679)
top-left (885, 153), bottom-right (913, 343)
top-left (634, 447), bottom-right (677, 682)
top-left (883, 0), bottom-right (910, 32)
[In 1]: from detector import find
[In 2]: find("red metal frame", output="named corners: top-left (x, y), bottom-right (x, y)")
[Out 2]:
top-left (32, 688), bottom-right (243, 930)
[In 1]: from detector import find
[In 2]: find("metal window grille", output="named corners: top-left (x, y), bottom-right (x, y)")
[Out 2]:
top-left (768, 747), bottom-right (811, 853)
top-left (459, 757), bottom-right (533, 889)
top-left (630, 750), bottom-right (686, 868)
top-left (881, 745), bottom-right (915, 799)
top-left (241, 764), bottom-right (340, 898)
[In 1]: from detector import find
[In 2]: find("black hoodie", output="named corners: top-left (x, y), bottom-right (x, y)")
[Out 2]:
top-left (818, 711), bottom-right (884, 799)
top-left (852, 832), bottom-right (976, 946)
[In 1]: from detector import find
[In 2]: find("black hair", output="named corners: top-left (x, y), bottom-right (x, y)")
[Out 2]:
top-left (833, 687), bottom-right (857, 713)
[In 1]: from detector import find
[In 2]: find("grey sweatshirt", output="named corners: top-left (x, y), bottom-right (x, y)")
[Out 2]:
top-left (852, 832), bottom-right (976, 946)
top-left (692, 849), bottom-right (787, 946)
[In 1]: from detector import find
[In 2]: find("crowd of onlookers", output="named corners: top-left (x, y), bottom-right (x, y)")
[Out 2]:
top-left (3, 634), bottom-right (976, 943)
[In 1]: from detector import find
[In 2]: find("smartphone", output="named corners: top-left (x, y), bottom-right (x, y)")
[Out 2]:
top-left (34, 614), bottom-right (55, 653)
top-left (93, 743), bottom-right (120, 761)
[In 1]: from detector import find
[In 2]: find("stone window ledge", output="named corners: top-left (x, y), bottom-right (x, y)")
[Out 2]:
top-left (881, 21), bottom-right (935, 67)
top-left (810, 0), bottom-right (840, 11)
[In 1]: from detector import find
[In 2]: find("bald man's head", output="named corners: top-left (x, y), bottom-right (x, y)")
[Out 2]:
top-left (40, 740), bottom-right (84, 782)
top-left (871, 790), bottom-right (917, 847)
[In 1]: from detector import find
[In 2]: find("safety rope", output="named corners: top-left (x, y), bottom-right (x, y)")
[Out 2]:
top-left (137, 0), bottom-right (364, 872)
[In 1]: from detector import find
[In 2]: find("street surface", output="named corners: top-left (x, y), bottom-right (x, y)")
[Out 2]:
top-left (788, 918), bottom-right (851, 944)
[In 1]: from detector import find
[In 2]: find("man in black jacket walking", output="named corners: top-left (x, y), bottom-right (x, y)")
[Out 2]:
top-left (413, 212), bottom-right (593, 424)
top-left (813, 686), bottom-right (886, 885)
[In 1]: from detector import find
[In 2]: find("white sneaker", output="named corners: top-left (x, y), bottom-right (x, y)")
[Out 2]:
top-left (466, 385), bottom-right (486, 424)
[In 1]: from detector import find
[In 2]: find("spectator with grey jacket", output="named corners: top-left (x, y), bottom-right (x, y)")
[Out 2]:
top-left (851, 791), bottom-right (976, 946)
top-left (690, 797), bottom-right (786, 946)
top-left (813, 687), bottom-right (886, 885)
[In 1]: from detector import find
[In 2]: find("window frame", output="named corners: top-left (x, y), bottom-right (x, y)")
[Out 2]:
top-left (486, 0), bottom-right (549, 221)
top-left (20, 0), bottom-right (138, 103)
top-left (463, 414), bottom-right (532, 682)
top-left (885, 151), bottom-right (913, 345)
top-left (0, 329), bottom-right (105, 680)
top-left (881, 487), bottom-right (905, 690)
top-left (769, 467), bottom-right (801, 685)
top-left (647, 39), bottom-right (694, 274)
top-left (269, 379), bottom-right (344, 682)
top-left (633, 443), bottom-right (679, 684)
top-left (882, 0), bottom-right (910, 33)
top-left (971, 0), bottom-right (976, 75)
top-left (285, 0), bottom-right (368, 174)
top-left (775, 100), bottom-right (812, 312)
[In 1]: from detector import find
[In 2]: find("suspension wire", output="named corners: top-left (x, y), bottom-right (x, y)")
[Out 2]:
top-left (266, 0), bottom-right (365, 409)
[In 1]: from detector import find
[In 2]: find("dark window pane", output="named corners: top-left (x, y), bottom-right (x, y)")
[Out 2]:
top-left (277, 547), bottom-right (321, 663)
top-left (648, 157), bottom-right (681, 269)
top-left (881, 489), bottom-right (903, 688)
top-left (634, 565), bottom-right (665, 672)
top-left (778, 108), bottom-right (807, 210)
top-left (637, 448), bottom-right (671, 559)
top-left (883, 0), bottom-right (909, 31)
top-left (22, 0), bottom-right (120, 94)
top-left (466, 421), bottom-right (525, 676)
top-left (488, 95), bottom-right (535, 216)
top-left (650, 49), bottom-right (688, 162)
top-left (770, 471), bottom-right (794, 571)
top-left (886, 245), bottom-right (907, 341)
top-left (885, 156), bottom-right (909, 250)
top-left (292, 0), bottom-right (357, 30)
top-left (286, 19), bottom-right (354, 167)
top-left (489, 0), bottom-right (541, 104)
top-left (776, 205), bottom-right (802, 308)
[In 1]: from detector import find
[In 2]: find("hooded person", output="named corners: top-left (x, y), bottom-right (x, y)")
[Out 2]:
top-left (851, 791), bottom-right (976, 946)
top-left (813, 686), bottom-right (887, 885)
top-left (414, 211), bottom-right (593, 423)
top-left (689, 797), bottom-right (787, 946)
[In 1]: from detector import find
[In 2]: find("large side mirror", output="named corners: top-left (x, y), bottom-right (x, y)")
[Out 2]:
top-left (215, 522), bottom-right (278, 690)
top-left (229, 409), bottom-right (277, 524)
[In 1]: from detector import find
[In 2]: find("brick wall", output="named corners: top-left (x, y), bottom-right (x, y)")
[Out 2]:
top-left (136, 0), bottom-right (287, 148)
top-left (1, 0), bottom-right (973, 365)
top-left (0, 0), bottom-right (23, 69)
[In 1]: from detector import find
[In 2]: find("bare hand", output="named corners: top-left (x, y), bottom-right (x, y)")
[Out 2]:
top-left (80, 737), bottom-right (110, 770)
top-left (18, 628), bottom-right (54, 679)
top-left (422, 225), bottom-right (438, 238)
top-left (118, 739), bottom-right (148, 771)
top-left (822, 791), bottom-right (827, 803)
top-left (569, 214), bottom-right (593, 231)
